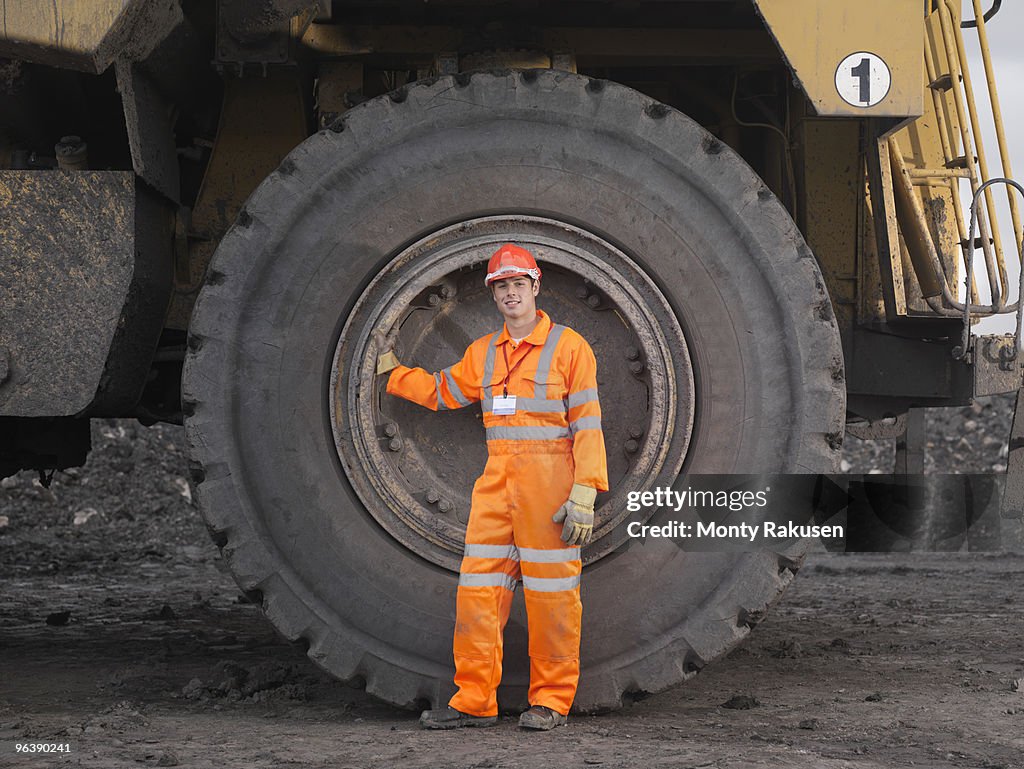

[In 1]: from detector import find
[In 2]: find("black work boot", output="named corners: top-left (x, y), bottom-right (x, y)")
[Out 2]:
top-left (518, 705), bottom-right (568, 730)
top-left (419, 706), bottom-right (498, 730)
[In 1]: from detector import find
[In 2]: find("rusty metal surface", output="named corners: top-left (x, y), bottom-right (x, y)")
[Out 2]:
top-left (847, 328), bottom-right (971, 402)
top-left (217, 0), bottom-right (318, 65)
top-left (315, 61), bottom-right (362, 129)
top-left (864, 129), bottom-right (911, 322)
top-left (115, 61), bottom-right (180, 203)
top-left (0, 0), bottom-right (183, 74)
top-left (331, 216), bottom-right (692, 572)
top-left (845, 414), bottom-right (906, 441)
top-left (887, 136), bottom-right (948, 305)
top-left (1001, 388), bottom-right (1024, 519)
top-left (88, 184), bottom-right (175, 417)
top-left (973, 334), bottom-right (1024, 397)
top-left (894, 408), bottom-right (926, 474)
top-left (795, 119), bottom-right (861, 354)
top-left (0, 171), bottom-right (134, 416)
top-left (166, 70), bottom-right (309, 329)
top-left (298, 24), bottom-right (777, 66)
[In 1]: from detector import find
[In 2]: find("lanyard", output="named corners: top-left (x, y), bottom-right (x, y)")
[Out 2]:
top-left (499, 343), bottom-right (530, 398)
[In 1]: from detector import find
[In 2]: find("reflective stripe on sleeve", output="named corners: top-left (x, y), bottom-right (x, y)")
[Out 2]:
top-left (443, 366), bottom-right (471, 407)
top-left (459, 572), bottom-right (517, 590)
top-left (463, 543), bottom-right (520, 561)
top-left (518, 547), bottom-right (581, 563)
top-left (433, 372), bottom-right (447, 411)
top-left (486, 426), bottom-right (572, 441)
top-left (569, 416), bottom-right (602, 434)
top-left (567, 388), bottom-right (599, 409)
top-left (522, 574), bottom-right (581, 592)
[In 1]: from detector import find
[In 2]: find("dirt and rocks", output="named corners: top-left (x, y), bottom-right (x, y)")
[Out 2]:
top-left (2, 398), bottom-right (1024, 768)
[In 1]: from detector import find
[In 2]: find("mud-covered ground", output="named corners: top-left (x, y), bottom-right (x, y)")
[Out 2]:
top-left (2, 399), bottom-right (1023, 768)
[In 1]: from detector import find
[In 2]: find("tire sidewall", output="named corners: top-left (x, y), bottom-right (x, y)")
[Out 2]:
top-left (184, 71), bottom-right (844, 709)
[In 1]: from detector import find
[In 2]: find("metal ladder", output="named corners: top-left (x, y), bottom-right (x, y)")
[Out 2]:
top-left (887, 0), bottom-right (1023, 348)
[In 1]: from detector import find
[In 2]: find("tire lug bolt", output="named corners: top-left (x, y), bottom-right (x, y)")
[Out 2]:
top-left (438, 499), bottom-right (452, 513)
top-left (625, 347), bottom-right (640, 361)
top-left (428, 293), bottom-right (441, 307)
top-left (383, 422), bottom-right (398, 437)
top-left (388, 437), bottom-right (403, 452)
top-left (425, 488), bottom-right (440, 504)
top-left (440, 285), bottom-right (454, 299)
top-left (624, 439), bottom-right (639, 454)
top-left (629, 427), bottom-right (644, 439)
top-left (586, 294), bottom-right (601, 309)
top-left (575, 286), bottom-right (589, 299)
top-left (629, 361), bottom-right (644, 375)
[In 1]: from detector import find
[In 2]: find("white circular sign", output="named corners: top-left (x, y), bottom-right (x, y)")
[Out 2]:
top-left (835, 52), bottom-right (891, 108)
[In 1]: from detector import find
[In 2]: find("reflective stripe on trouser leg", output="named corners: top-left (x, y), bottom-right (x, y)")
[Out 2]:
top-left (449, 454), bottom-right (519, 718)
top-left (510, 448), bottom-right (580, 716)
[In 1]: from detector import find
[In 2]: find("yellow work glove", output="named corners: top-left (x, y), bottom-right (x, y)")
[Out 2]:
top-left (372, 328), bottom-right (401, 375)
top-left (552, 483), bottom-right (596, 546)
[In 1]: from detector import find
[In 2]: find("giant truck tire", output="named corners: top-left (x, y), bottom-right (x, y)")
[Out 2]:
top-left (182, 70), bottom-right (844, 712)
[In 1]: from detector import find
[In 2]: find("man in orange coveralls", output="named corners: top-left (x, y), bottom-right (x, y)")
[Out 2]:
top-left (374, 243), bottom-right (608, 731)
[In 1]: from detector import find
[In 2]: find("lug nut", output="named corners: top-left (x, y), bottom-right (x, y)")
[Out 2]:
top-left (629, 427), bottom-right (644, 439)
top-left (440, 285), bottom-right (454, 299)
top-left (629, 361), bottom-right (644, 375)
top-left (624, 439), bottom-right (639, 454)
top-left (426, 488), bottom-right (440, 504)
top-left (438, 499), bottom-right (452, 513)
top-left (575, 286), bottom-right (589, 299)
top-left (625, 347), bottom-right (640, 361)
top-left (428, 293), bottom-right (441, 306)
top-left (383, 422), bottom-right (398, 437)
top-left (586, 294), bottom-right (601, 309)
top-left (388, 438), bottom-right (403, 452)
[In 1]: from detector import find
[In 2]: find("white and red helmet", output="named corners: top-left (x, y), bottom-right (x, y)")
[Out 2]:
top-left (484, 243), bottom-right (542, 286)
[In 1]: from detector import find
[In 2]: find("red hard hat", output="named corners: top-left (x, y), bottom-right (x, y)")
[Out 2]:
top-left (484, 243), bottom-right (542, 286)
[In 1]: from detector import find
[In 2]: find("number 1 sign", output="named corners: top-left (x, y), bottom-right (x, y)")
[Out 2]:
top-left (835, 51), bottom-right (892, 108)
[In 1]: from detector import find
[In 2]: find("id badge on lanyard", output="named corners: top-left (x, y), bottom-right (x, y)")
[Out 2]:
top-left (492, 395), bottom-right (517, 415)
top-left (494, 343), bottom-right (524, 415)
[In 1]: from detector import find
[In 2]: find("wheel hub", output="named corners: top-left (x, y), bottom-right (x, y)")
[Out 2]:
top-left (330, 215), bottom-right (693, 571)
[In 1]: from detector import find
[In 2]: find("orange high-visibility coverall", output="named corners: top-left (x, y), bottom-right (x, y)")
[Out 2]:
top-left (386, 309), bottom-right (608, 716)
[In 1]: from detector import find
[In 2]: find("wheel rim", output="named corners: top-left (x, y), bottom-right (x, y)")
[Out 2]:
top-left (330, 215), bottom-right (694, 571)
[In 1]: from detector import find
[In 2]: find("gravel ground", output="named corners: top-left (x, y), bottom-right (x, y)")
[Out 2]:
top-left (840, 395), bottom-right (1014, 475)
top-left (2, 397), bottom-right (1022, 768)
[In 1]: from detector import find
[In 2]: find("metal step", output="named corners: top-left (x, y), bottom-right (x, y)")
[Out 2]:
top-left (928, 72), bottom-right (954, 91)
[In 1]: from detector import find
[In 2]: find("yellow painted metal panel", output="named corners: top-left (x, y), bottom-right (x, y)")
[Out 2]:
top-left (797, 119), bottom-right (862, 337)
top-left (0, 0), bottom-right (179, 73)
top-left (754, 0), bottom-right (923, 118)
top-left (0, 1), bottom-right (127, 58)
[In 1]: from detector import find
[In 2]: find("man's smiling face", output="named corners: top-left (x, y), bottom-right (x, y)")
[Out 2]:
top-left (491, 276), bottom-right (539, 324)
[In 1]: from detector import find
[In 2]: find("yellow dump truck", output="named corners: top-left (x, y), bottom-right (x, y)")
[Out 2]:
top-left (1, 0), bottom-right (1021, 711)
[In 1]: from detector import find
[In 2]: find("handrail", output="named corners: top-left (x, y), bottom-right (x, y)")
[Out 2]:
top-left (961, 0), bottom-right (1001, 28)
top-left (902, 0), bottom-right (1024, 328)
top-left (963, 179), bottom-right (1024, 358)
top-left (968, 0), bottom-right (1023, 292)
top-left (919, 1), bottom-right (999, 309)
top-left (938, 0), bottom-right (1006, 307)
